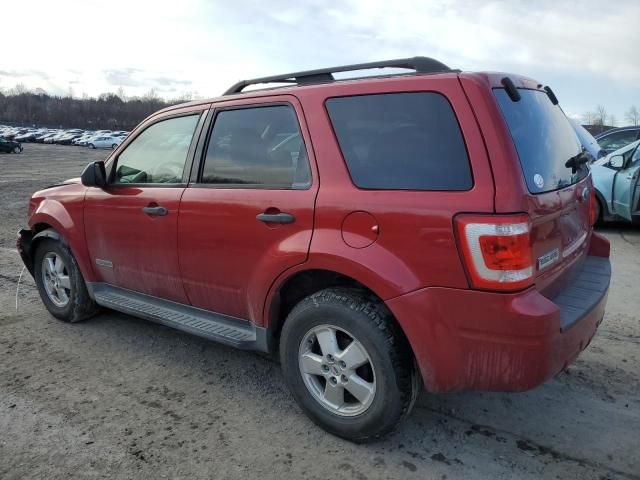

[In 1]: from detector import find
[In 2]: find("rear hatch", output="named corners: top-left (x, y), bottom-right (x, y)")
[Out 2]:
top-left (494, 87), bottom-right (592, 297)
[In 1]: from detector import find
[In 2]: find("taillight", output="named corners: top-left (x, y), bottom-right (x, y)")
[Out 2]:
top-left (455, 214), bottom-right (534, 291)
top-left (589, 188), bottom-right (596, 225)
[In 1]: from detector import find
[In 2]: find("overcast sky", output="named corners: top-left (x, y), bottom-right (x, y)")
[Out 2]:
top-left (1, 0), bottom-right (638, 124)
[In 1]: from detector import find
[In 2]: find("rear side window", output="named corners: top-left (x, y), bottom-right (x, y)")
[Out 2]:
top-left (494, 89), bottom-right (586, 194)
top-left (325, 93), bottom-right (472, 190)
top-left (200, 105), bottom-right (311, 189)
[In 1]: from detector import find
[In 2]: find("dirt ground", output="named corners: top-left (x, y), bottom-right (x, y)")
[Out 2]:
top-left (1, 143), bottom-right (639, 480)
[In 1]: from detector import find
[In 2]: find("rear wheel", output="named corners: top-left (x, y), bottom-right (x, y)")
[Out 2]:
top-left (111, 143), bottom-right (117, 149)
top-left (280, 288), bottom-right (419, 442)
top-left (594, 197), bottom-right (603, 224)
top-left (89, 143), bottom-right (96, 149)
top-left (13, 146), bottom-right (21, 154)
top-left (33, 237), bottom-right (99, 322)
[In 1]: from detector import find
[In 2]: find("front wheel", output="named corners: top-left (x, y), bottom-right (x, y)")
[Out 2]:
top-left (89, 143), bottom-right (96, 149)
top-left (13, 146), bottom-right (21, 154)
top-left (280, 288), bottom-right (419, 442)
top-left (111, 144), bottom-right (117, 149)
top-left (33, 237), bottom-right (99, 322)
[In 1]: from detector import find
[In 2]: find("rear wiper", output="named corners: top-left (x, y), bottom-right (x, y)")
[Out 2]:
top-left (564, 149), bottom-right (591, 173)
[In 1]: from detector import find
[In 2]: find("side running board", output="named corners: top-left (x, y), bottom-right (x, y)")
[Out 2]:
top-left (88, 283), bottom-right (270, 352)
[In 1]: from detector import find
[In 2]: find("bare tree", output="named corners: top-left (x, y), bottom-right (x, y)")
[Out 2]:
top-left (583, 111), bottom-right (595, 125)
top-left (609, 114), bottom-right (617, 127)
top-left (595, 104), bottom-right (608, 126)
top-left (625, 106), bottom-right (639, 126)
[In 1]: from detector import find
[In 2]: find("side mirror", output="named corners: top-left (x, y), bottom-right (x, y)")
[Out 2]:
top-left (81, 161), bottom-right (107, 187)
top-left (608, 155), bottom-right (624, 169)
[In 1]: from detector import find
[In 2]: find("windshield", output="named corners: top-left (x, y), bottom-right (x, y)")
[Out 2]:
top-left (495, 88), bottom-right (587, 194)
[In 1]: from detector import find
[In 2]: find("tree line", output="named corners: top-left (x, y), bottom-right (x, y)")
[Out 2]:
top-left (0, 85), bottom-right (191, 130)
top-left (583, 104), bottom-right (639, 130)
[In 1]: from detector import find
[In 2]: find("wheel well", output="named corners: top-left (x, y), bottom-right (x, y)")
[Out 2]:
top-left (270, 269), bottom-right (408, 345)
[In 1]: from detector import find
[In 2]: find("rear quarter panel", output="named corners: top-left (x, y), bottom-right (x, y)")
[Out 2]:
top-left (288, 74), bottom-right (495, 300)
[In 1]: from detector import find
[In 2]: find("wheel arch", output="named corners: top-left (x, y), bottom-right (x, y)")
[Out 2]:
top-left (264, 268), bottom-right (417, 364)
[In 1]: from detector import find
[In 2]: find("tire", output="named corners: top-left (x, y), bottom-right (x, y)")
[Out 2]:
top-left (89, 143), bottom-right (95, 149)
top-left (111, 144), bottom-right (117, 149)
top-left (280, 287), bottom-right (420, 442)
top-left (13, 146), bottom-right (21, 154)
top-left (594, 197), bottom-right (603, 225)
top-left (33, 237), bottom-right (99, 322)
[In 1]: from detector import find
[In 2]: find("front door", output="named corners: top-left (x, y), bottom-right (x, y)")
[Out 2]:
top-left (178, 98), bottom-right (318, 321)
top-left (613, 145), bottom-right (640, 221)
top-left (84, 111), bottom-right (203, 303)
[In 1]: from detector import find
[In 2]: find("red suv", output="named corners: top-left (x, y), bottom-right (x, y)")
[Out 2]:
top-left (17, 57), bottom-right (611, 441)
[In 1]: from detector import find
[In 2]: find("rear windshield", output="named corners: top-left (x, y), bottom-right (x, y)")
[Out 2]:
top-left (494, 88), bottom-right (586, 194)
top-left (326, 92), bottom-right (472, 191)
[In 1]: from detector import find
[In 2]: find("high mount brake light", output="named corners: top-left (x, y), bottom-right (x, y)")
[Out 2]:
top-left (456, 214), bottom-right (533, 291)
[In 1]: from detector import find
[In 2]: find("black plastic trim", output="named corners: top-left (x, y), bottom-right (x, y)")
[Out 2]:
top-left (553, 256), bottom-right (611, 332)
top-left (87, 283), bottom-right (272, 353)
top-left (224, 56), bottom-right (452, 95)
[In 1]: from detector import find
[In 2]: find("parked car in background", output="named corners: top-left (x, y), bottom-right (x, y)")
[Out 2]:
top-left (17, 57), bottom-right (611, 441)
top-left (591, 140), bottom-right (640, 223)
top-left (0, 137), bottom-right (23, 153)
top-left (88, 135), bottom-right (123, 149)
top-left (569, 118), bottom-right (603, 161)
top-left (596, 126), bottom-right (640, 156)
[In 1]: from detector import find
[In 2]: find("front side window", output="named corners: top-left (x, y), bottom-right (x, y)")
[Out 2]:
top-left (325, 92), bottom-right (473, 191)
top-left (201, 105), bottom-right (311, 189)
top-left (113, 114), bottom-right (200, 184)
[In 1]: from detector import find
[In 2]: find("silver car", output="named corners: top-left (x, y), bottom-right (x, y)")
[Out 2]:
top-left (591, 139), bottom-right (640, 223)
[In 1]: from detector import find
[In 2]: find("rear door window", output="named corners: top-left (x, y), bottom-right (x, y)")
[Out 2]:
top-left (200, 105), bottom-right (311, 189)
top-left (494, 89), bottom-right (587, 194)
top-left (325, 93), bottom-right (472, 191)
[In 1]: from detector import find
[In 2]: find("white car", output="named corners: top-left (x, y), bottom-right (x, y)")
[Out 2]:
top-left (88, 136), bottom-right (123, 149)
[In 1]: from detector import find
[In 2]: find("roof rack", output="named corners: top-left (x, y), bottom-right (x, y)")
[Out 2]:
top-left (223, 56), bottom-right (452, 95)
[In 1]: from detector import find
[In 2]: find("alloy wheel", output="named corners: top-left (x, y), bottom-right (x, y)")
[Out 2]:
top-left (298, 324), bottom-right (376, 416)
top-left (41, 252), bottom-right (71, 307)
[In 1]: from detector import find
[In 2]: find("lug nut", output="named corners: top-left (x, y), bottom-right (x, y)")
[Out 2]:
top-left (339, 361), bottom-right (347, 368)
top-left (330, 376), bottom-right (337, 384)
top-left (341, 374), bottom-right (348, 383)
top-left (326, 354), bottom-right (334, 362)
top-left (321, 364), bottom-right (329, 372)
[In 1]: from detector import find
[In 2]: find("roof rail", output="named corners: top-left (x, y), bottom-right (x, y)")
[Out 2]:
top-left (223, 56), bottom-right (452, 95)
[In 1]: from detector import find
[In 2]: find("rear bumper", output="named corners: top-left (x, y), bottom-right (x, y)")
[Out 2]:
top-left (387, 235), bottom-right (611, 393)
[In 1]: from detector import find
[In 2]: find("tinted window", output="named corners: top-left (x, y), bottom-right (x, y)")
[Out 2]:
top-left (495, 89), bottom-right (586, 194)
top-left (114, 114), bottom-right (199, 184)
top-left (325, 93), bottom-right (472, 190)
top-left (201, 105), bottom-right (311, 189)
top-left (598, 130), bottom-right (639, 152)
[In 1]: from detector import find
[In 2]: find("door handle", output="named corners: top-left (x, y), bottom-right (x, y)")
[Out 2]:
top-left (142, 205), bottom-right (168, 216)
top-left (256, 212), bottom-right (295, 224)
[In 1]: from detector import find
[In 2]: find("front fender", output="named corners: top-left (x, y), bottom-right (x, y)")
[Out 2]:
top-left (29, 196), bottom-right (96, 283)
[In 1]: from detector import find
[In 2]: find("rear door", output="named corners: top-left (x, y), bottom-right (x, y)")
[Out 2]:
top-left (177, 96), bottom-right (318, 321)
top-left (612, 145), bottom-right (640, 221)
top-left (493, 87), bottom-right (591, 293)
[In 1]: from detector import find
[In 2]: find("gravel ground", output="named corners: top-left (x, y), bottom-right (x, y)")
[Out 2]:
top-left (1, 144), bottom-right (639, 480)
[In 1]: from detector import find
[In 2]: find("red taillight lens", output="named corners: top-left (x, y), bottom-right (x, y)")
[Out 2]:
top-left (456, 214), bottom-right (533, 291)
